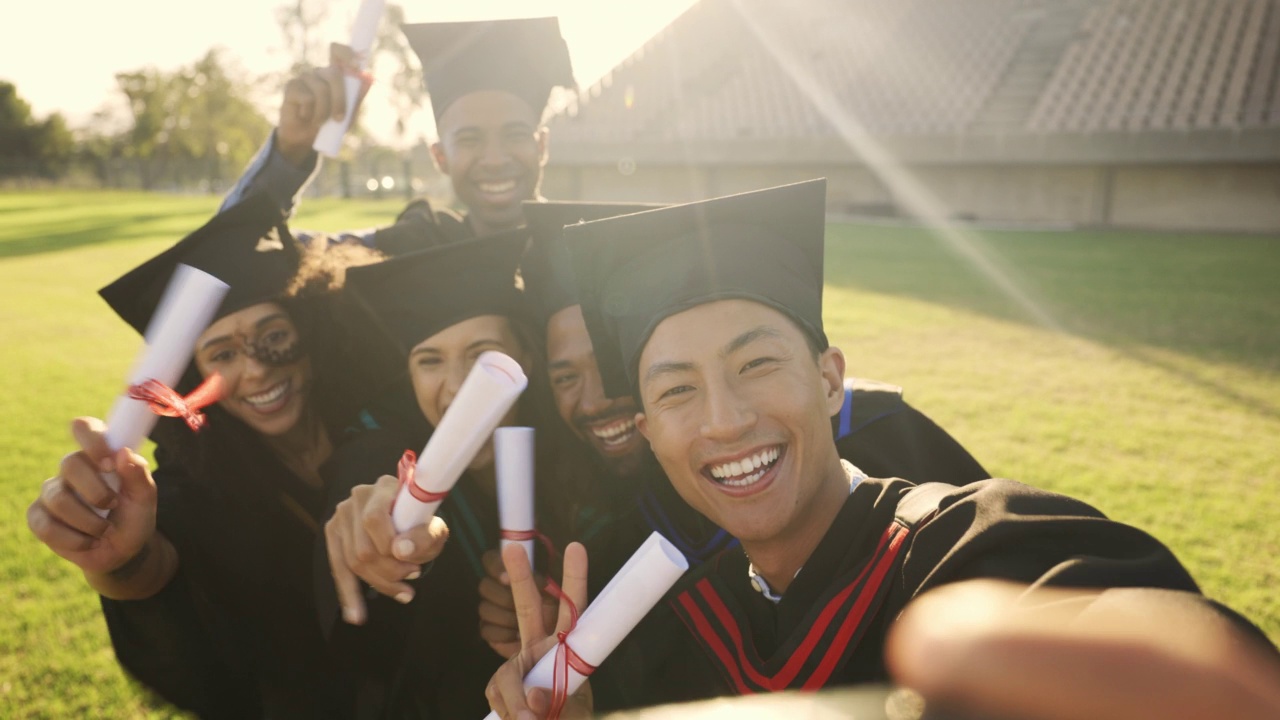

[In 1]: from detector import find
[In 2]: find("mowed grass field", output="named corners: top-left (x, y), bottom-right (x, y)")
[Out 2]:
top-left (1, 190), bottom-right (1277, 717)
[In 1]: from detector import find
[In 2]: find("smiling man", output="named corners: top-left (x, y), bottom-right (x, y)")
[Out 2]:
top-left (484, 178), bottom-right (1278, 714)
top-left (221, 17), bottom-right (574, 253)
top-left (518, 199), bottom-right (989, 573)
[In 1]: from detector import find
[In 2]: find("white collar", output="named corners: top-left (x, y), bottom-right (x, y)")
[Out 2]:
top-left (747, 461), bottom-right (865, 604)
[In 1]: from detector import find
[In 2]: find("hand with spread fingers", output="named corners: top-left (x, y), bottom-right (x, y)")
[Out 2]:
top-left (486, 542), bottom-right (592, 720)
top-left (886, 579), bottom-right (1280, 720)
top-left (324, 474), bottom-right (449, 626)
top-left (276, 42), bottom-right (360, 166)
top-left (479, 548), bottom-right (559, 659)
top-left (26, 417), bottom-right (176, 600)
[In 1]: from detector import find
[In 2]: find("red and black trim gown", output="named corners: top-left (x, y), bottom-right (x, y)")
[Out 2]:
top-left (591, 477), bottom-right (1271, 711)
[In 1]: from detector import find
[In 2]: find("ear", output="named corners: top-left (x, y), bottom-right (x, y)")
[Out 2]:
top-left (429, 141), bottom-right (449, 174)
top-left (535, 126), bottom-right (550, 168)
top-left (819, 346), bottom-right (846, 417)
top-left (635, 410), bottom-right (650, 441)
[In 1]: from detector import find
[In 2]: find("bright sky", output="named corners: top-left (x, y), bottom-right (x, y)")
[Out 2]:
top-left (2, 0), bottom-right (697, 144)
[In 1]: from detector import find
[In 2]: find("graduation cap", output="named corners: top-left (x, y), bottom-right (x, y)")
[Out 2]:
top-left (565, 179), bottom-right (829, 399)
top-left (521, 200), bottom-right (663, 329)
top-left (403, 17), bottom-right (575, 122)
top-left (343, 229), bottom-right (530, 358)
top-left (99, 193), bottom-right (300, 336)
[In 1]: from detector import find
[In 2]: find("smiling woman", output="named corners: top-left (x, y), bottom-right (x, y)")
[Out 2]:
top-left (25, 193), bottom-right (390, 718)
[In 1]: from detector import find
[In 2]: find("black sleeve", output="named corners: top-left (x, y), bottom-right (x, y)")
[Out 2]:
top-left (837, 401), bottom-right (989, 486)
top-left (100, 572), bottom-right (260, 719)
top-left (100, 451), bottom-right (261, 718)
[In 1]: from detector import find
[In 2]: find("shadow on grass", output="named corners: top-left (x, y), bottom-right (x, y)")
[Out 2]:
top-left (0, 215), bottom-right (184, 259)
top-left (825, 223), bottom-right (1280, 414)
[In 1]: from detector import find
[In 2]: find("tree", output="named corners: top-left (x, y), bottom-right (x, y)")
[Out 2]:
top-left (0, 81), bottom-right (75, 178)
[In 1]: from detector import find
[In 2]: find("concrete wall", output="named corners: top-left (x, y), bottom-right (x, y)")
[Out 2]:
top-left (542, 162), bottom-right (1280, 232)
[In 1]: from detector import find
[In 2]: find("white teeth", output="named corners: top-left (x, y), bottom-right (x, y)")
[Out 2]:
top-left (478, 180), bottom-right (517, 193)
top-left (245, 381), bottom-right (288, 406)
top-left (708, 446), bottom-right (781, 485)
top-left (591, 417), bottom-right (635, 442)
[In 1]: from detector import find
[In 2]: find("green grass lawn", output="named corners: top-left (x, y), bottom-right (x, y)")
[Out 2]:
top-left (1, 190), bottom-right (1277, 717)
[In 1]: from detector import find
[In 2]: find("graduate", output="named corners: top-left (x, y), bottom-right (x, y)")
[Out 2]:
top-left (25, 194), bottom-right (388, 718)
top-left (318, 230), bottom-right (579, 717)
top-left (517, 200), bottom-right (988, 569)
top-left (222, 16), bottom-right (576, 253)
top-left (483, 179), bottom-right (1276, 717)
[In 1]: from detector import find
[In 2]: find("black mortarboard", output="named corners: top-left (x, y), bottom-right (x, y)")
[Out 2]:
top-left (99, 193), bottom-right (300, 336)
top-left (402, 17), bottom-right (575, 122)
top-left (566, 179), bottom-right (829, 399)
top-left (343, 229), bottom-right (530, 358)
top-left (521, 200), bottom-right (663, 329)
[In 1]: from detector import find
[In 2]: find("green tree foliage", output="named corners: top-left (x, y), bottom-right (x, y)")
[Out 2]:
top-left (0, 81), bottom-right (75, 178)
top-left (109, 49), bottom-right (269, 189)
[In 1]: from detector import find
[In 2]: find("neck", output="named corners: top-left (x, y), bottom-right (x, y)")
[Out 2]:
top-left (265, 411), bottom-right (331, 487)
top-left (741, 457), bottom-right (850, 596)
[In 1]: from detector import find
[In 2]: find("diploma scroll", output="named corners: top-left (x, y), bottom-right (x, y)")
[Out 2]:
top-left (313, 0), bottom-right (386, 157)
top-left (391, 351), bottom-right (528, 532)
top-left (481, 532), bottom-right (690, 720)
top-left (99, 264), bottom-right (229, 516)
top-left (495, 427), bottom-right (537, 567)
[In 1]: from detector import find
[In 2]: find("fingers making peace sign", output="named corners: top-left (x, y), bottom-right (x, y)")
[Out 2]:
top-left (486, 541), bottom-right (592, 720)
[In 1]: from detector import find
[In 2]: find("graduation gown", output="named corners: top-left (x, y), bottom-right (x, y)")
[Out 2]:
top-left (101, 419), bottom-right (354, 719)
top-left (312, 423), bottom-right (518, 720)
top-left (593, 475), bottom-right (1247, 711)
top-left (581, 376), bottom-right (991, 598)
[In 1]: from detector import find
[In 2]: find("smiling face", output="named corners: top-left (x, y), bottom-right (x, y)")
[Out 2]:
top-left (408, 314), bottom-right (529, 470)
top-left (430, 90), bottom-right (549, 236)
top-left (634, 299), bottom-right (847, 544)
top-left (194, 302), bottom-right (312, 437)
top-left (546, 304), bottom-right (647, 478)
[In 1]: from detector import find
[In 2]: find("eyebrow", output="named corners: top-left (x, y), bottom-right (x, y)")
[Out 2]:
top-left (199, 313), bottom-right (290, 352)
top-left (722, 326), bottom-right (783, 357)
top-left (640, 325), bottom-right (782, 388)
top-left (411, 337), bottom-right (506, 357)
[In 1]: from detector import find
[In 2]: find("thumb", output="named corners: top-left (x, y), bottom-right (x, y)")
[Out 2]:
top-left (112, 448), bottom-right (156, 507)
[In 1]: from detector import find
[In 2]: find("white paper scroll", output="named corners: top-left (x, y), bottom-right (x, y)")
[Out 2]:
top-left (313, 0), bottom-right (386, 157)
top-left (482, 532), bottom-right (690, 720)
top-left (98, 264), bottom-right (229, 516)
top-left (495, 427), bottom-right (537, 567)
top-left (392, 351), bottom-right (528, 532)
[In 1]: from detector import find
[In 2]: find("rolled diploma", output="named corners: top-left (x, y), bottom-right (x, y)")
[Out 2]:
top-left (495, 427), bottom-right (536, 567)
top-left (313, 0), bottom-right (386, 157)
top-left (98, 264), bottom-right (229, 516)
top-left (392, 351), bottom-right (528, 532)
top-left (481, 532), bottom-right (690, 720)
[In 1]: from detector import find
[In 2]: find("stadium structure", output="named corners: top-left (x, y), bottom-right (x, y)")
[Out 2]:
top-left (542, 0), bottom-right (1280, 232)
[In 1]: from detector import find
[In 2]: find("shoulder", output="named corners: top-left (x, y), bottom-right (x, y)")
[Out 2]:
top-left (370, 198), bottom-right (472, 256)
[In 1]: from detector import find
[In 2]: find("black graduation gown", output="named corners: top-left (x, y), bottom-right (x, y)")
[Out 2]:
top-left (581, 377), bottom-right (991, 598)
top-left (368, 199), bottom-right (477, 257)
top-left (312, 425), bottom-right (511, 720)
top-left (100, 422), bottom-right (354, 719)
top-left (593, 476), bottom-right (1259, 710)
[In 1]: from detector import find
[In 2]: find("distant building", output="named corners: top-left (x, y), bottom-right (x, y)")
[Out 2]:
top-left (543, 0), bottom-right (1280, 232)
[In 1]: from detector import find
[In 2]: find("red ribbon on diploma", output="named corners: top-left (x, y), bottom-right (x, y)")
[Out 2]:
top-left (396, 450), bottom-right (450, 505)
top-left (127, 374), bottom-right (224, 432)
top-left (500, 528), bottom-right (561, 561)
top-left (542, 578), bottom-right (595, 720)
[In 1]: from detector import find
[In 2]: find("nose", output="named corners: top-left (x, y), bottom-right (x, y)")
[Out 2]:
top-left (440, 359), bottom-right (468, 412)
top-left (241, 355), bottom-right (268, 382)
top-left (579, 367), bottom-right (611, 418)
top-left (478, 133), bottom-right (511, 169)
top-left (698, 381), bottom-right (755, 443)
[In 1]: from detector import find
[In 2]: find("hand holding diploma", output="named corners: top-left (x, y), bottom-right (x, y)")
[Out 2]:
top-left (325, 474), bottom-right (451, 626)
top-left (391, 351), bottom-right (528, 533)
top-left (485, 533), bottom-right (690, 720)
top-left (312, 0), bottom-right (385, 157)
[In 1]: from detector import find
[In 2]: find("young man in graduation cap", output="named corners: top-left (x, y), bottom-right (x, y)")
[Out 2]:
top-left (518, 200), bottom-right (988, 565)
top-left (222, 17), bottom-right (575, 253)
top-left (483, 179), bottom-right (1276, 718)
